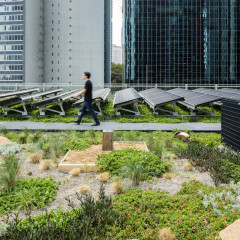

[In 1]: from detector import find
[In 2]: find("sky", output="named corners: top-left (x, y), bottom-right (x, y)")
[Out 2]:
top-left (112, 0), bottom-right (123, 46)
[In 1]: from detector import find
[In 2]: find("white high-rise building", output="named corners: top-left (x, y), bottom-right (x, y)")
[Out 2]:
top-left (112, 44), bottom-right (122, 64)
top-left (0, 0), bottom-right (111, 86)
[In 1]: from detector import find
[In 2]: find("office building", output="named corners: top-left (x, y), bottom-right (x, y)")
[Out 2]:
top-left (124, 0), bottom-right (240, 85)
top-left (44, 0), bottom-right (111, 86)
top-left (0, 0), bottom-right (111, 85)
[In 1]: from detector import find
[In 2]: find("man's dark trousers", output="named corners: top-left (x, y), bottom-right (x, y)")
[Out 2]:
top-left (77, 101), bottom-right (99, 124)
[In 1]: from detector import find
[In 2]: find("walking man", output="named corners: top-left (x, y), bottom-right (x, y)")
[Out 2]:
top-left (72, 72), bottom-right (100, 126)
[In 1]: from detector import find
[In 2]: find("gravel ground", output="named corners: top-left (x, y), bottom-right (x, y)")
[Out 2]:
top-left (0, 150), bottom-right (217, 224)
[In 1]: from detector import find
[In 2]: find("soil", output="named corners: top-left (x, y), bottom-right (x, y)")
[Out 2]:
top-left (63, 142), bottom-right (147, 164)
top-left (0, 147), bottom-right (221, 224)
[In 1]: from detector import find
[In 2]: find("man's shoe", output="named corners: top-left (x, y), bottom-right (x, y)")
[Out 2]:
top-left (72, 120), bottom-right (80, 125)
top-left (91, 122), bottom-right (100, 126)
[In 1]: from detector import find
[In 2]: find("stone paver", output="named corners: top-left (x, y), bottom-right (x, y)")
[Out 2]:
top-left (0, 121), bottom-right (221, 132)
top-left (219, 219), bottom-right (240, 240)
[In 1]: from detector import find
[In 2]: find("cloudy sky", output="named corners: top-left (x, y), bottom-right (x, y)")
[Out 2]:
top-left (112, 0), bottom-right (123, 46)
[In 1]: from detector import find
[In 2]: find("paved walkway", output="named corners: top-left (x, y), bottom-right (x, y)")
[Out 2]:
top-left (0, 121), bottom-right (221, 132)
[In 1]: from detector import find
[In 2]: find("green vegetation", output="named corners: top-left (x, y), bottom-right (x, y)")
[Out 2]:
top-left (0, 143), bottom-right (21, 156)
top-left (0, 155), bottom-right (20, 190)
top-left (0, 129), bottom-right (238, 239)
top-left (110, 181), bottom-right (240, 239)
top-left (111, 62), bottom-right (123, 84)
top-left (97, 148), bottom-right (171, 179)
top-left (2, 181), bottom-right (240, 239)
top-left (0, 99), bottom-right (221, 123)
top-left (0, 177), bottom-right (59, 215)
top-left (61, 138), bottom-right (91, 154)
top-left (176, 140), bottom-right (240, 185)
top-left (1, 185), bottom-right (124, 240)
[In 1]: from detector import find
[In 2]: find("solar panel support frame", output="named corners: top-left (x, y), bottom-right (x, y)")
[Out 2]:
top-left (32, 89), bottom-right (82, 116)
top-left (0, 89), bottom-right (63, 116)
top-left (152, 102), bottom-right (178, 116)
top-left (38, 101), bottom-right (65, 116)
top-left (1, 100), bottom-right (28, 116)
top-left (179, 101), bottom-right (216, 116)
top-left (115, 100), bottom-right (141, 116)
top-left (77, 101), bottom-right (106, 116)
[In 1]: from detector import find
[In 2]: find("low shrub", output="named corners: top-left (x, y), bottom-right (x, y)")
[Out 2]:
top-left (0, 177), bottom-right (59, 215)
top-left (61, 138), bottom-right (91, 154)
top-left (163, 172), bottom-right (174, 179)
top-left (112, 178), bottom-right (124, 194)
top-left (0, 143), bottom-right (21, 156)
top-left (121, 161), bottom-right (144, 186)
top-left (4, 132), bottom-right (19, 142)
top-left (2, 185), bottom-right (125, 239)
top-left (79, 185), bottom-right (90, 194)
top-left (30, 131), bottom-right (43, 143)
top-left (110, 181), bottom-right (240, 239)
top-left (70, 168), bottom-right (81, 177)
top-left (29, 153), bottom-right (42, 164)
top-left (42, 142), bottom-right (51, 159)
top-left (97, 148), bottom-right (171, 179)
top-left (98, 172), bottom-right (110, 182)
top-left (39, 160), bottom-right (53, 171)
top-left (176, 141), bottom-right (240, 185)
top-left (158, 228), bottom-right (176, 240)
top-left (17, 133), bottom-right (28, 144)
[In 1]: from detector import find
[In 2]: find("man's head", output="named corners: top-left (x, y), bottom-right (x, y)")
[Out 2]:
top-left (83, 72), bottom-right (91, 80)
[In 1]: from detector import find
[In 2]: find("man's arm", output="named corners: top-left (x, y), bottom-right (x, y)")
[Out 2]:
top-left (73, 88), bottom-right (87, 98)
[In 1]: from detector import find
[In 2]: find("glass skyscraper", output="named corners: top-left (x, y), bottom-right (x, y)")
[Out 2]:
top-left (0, 0), bottom-right (24, 82)
top-left (124, 0), bottom-right (240, 85)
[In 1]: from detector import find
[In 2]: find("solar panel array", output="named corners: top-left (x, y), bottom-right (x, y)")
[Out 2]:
top-left (32, 89), bottom-right (82, 108)
top-left (0, 88), bottom-right (39, 99)
top-left (21, 88), bottom-right (63, 101)
top-left (193, 88), bottom-right (240, 102)
top-left (113, 88), bottom-right (142, 107)
top-left (139, 88), bottom-right (184, 108)
top-left (167, 88), bottom-right (221, 108)
top-left (73, 88), bottom-right (110, 107)
top-left (219, 88), bottom-right (240, 95)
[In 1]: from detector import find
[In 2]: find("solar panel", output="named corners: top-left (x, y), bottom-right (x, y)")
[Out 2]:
top-left (0, 97), bottom-right (21, 107)
top-left (139, 88), bottom-right (184, 108)
top-left (32, 95), bottom-right (60, 108)
top-left (219, 88), bottom-right (240, 95)
top-left (193, 88), bottom-right (240, 102)
top-left (113, 88), bottom-right (142, 107)
top-left (21, 88), bottom-right (63, 101)
top-left (0, 88), bottom-right (39, 99)
top-left (73, 88), bottom-right (110, 107)
top-left (32, 89), bottom-right (82, 108)
top-left (167, 88), bottom-right (221, 108)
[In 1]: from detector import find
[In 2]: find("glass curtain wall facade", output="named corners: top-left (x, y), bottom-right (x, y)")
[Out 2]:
top-left (0, 0), bottom-right (24, 83)
top-left (124, 0), bottom-right (240, 85)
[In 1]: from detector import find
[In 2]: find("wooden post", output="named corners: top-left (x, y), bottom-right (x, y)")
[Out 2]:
top-left (102, 130), bottom-right (113, 151)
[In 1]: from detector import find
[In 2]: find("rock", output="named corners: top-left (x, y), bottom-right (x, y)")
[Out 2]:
top-left (174, 131), bottom-right (190, 141)
top-left (0, 136), bottom-right (11, 145)
top-left (219, 219), bottom-right (240, 240)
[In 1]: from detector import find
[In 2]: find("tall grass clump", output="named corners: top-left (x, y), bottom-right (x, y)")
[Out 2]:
top-left (0, 154), bottom-right (20, 190)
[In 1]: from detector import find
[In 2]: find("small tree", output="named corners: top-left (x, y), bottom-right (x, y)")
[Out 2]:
top-left (111, 62), bottom-right (123, 84)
